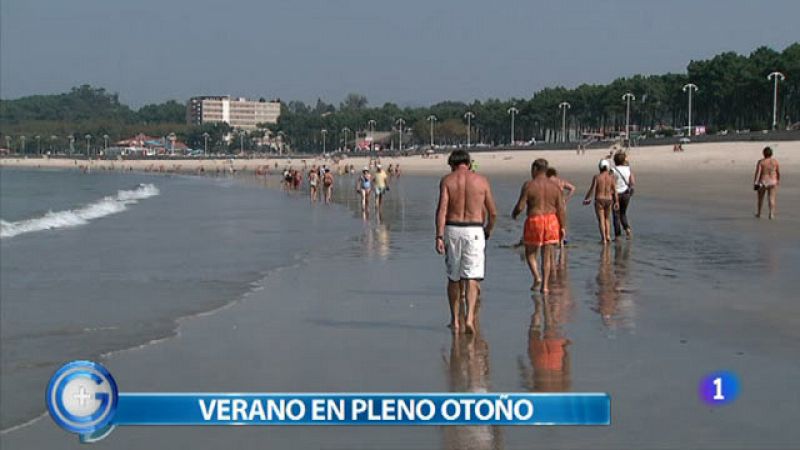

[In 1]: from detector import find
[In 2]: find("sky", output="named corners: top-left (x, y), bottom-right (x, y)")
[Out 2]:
top-left (1, 0), bottom-right (798, 108)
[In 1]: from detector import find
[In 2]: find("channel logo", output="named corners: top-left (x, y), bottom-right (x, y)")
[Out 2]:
top-left (46, 360), bottom-right (118, 435)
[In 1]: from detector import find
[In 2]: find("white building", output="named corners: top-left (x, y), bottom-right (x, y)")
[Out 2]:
top-left (187, 96), bottom-right (280, 130)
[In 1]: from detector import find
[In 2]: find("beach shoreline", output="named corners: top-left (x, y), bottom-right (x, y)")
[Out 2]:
top-left (2, 141), bottom-right (798, 176)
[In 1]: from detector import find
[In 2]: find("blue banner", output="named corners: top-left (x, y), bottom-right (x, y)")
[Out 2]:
top-left (114, 393), bottom-right (610, 426)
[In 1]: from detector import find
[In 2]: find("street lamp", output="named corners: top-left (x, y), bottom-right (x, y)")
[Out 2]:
top-left (103, 134), bottom-right (109, 152)
top-left (395, 118), bottom-right (406, 152)
top-left (50, 135), bottom-right (58, 154)
top-left (341, 127), bottom-right (351, 151)
top-left (20, 135), bottom-right (26, 154)
top-left (558, 102), bottom-right (571, 143)
top-left (168, 132), bottom-right (176, 154)
top-left (427, 115), bottom-right (437, 148)
top-left (35, 135), bottom-right (41, 155)
top-left (464, 111), bottom-right (475, 147)
top-left (367, 119), bottom-right (377, 152)
top-left (767, 71), bottom-right (786, 130)
top-left (321, 129), bottom-right (328, 154)
top-left (4, 136), bottom-right (10, 151)
top-left (84, 134), bottom-right (92, 157)
top-left (68, 135), bottom-right (75, 155)
top-left (622, 92), bottom-right (635, 144)
top-left (202, 132), bottom-right (210, 154)
top-left (238, 130), bottom-right (245, 154)
top-left (682, 83), bottom-right (698, 136)
top-left (507, 107), bottom-right (519, 145)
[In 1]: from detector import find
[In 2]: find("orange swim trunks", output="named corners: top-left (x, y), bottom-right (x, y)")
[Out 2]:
top-left (523, 213), bottom-right (561, 246)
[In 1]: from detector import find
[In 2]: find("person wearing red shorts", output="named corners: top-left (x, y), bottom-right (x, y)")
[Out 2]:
top-left (512, 159), bottom-right (566, 294)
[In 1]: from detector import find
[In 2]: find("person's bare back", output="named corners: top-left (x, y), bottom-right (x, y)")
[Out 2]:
top-left (437, 168), bottom-right (496, 229)
top-left (757, 157), bottom-right (780, 186)
top-left (593, 172), bottom-right (616, 201)
top-left (517, 177), bottom-right (564, 218)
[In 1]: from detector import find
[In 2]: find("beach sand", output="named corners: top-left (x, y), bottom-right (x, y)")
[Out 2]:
top-left (2, 141), bottom-right (799, 449)
top-left (2, 141), bottom-right (799, 175)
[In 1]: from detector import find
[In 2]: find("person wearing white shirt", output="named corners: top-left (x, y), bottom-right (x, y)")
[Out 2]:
top-left (611, 152), bottom-right (635, 239)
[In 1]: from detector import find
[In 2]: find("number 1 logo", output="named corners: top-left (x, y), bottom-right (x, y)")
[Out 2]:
top-left (699, 372), bottom-right (739, 406)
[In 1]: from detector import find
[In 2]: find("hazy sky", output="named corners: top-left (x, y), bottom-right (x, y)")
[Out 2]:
top-left (1, 0), bottom-right (798, 107)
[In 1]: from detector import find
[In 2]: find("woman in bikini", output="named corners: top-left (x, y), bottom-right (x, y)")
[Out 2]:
top-left (583, 160), bottom-right (618, 244)
top-left (323, 169), bottom-right (334, 204)
top-left (754, 146), bottom-right (781, 219)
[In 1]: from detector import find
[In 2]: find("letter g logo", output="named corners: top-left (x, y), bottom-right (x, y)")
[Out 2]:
top-left (46, 361), bottom-right (118, 435)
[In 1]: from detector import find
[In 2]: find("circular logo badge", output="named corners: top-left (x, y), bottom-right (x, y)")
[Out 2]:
top-left (46, 361), bottom-right (118, 434)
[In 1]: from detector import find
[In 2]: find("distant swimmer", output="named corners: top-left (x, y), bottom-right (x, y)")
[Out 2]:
top-left (373, 165), bottom-right (389, 210)
top-left (323, 168), bottom-right (334, 204)
top-left (356, 167), bottom-right (373, 210)
top-left (583, 160), bottom-right (618, 244)
top-left (293, 169), bottom-right (302, 190)
top-left (754, 146), bottom-right (781, 219)
top-left (512, 159), bottom-right (566, 294)
top-left (435, 150), bottom-right (497, 334)
top-left (283, 168), bottom-right (293, 190)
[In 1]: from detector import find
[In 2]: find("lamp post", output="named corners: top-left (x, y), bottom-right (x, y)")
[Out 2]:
top-left (767, 71), bottom-right (786, 130)
top-left (50, 135), bottom-right (58, 154)
top-left (20, 135), bottom-right (26, 154)
top-left (367, 119), bottom-right (377, 152)
top-left (239, 130), bottom-right (245, 154)
top-left (558, 102), bottom-right (571, 143)
top-left (682, 83), bottom-right (698, 136)
top-left (4, 136), bottom-right (10, 152)
top-left (103, 134), bottom-right (109, 153)
top-left (427, 115), bottom-right (437, 148)
top-left (507, 107), bottom-right (519, 145)
top-left (341, 127), bottom-right (351, 151)
top-left (395, 118), bottom-right (406, 152)
top-left (84, 134), bottom-right (92, 157)
top-left (202, 132), bottom-right (210, 154)
top-left (168, 132), bottom-right (177, 155)
top-left (622, 92), bottom-right (635, 143)
top-left (68, 135), bottom-right (75, 155)
top-left (321, 129), bottom-right (328, 154)
top-left (277, 131), bottom-right (285, 156)
top-left (464, 111), bottom-right (475, 147)
top-left (35, 135), bottom-right (41, 155)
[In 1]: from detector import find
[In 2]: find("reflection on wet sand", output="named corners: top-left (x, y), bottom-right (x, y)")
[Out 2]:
top-left (442, 333), bottom-right (504, 450)
top-left (519, 294), bottom-right (572, 393)
top-left (591, 243), bottom-right (636, 331)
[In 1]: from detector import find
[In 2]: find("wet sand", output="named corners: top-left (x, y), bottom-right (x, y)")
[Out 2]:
top-left (2, 160), bottom-right (799, 449)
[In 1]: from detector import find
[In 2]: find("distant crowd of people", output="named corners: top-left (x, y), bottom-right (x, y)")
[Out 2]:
top-left (280, 160), bottom-right (401, 210)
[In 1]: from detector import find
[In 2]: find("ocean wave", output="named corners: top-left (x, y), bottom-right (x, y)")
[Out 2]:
top-left (0, 184), bottom-right (159, 239)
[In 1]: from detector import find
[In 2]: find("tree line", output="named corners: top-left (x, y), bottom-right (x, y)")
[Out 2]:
top-left (271, 44), bottom-right (799, 152)
top-left (1, 43), bottom-right (797, 154)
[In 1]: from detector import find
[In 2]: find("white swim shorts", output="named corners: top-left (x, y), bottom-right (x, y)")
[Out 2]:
top-left (444, 224), bottom-right (486, 281)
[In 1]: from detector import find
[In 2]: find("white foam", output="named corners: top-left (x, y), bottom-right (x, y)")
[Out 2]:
top-left (1, 184), bottom-right (159, 239)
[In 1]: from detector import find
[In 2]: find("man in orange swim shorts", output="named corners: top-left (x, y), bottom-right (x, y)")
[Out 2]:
top-left (512, 159), bottom-right (566, 294)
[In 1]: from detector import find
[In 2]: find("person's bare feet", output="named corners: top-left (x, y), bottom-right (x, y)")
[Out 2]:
top-left (755, 213), bottom-right (761, 218)
top-left (531, 278), bottom-right (542, 291)
top-left (464, 321), bottom-right (476, 335)
top-left (769, 212), bottom-right (775, 220)
top-left (540, 285), bottom-right (550, 294)
top-left (625, 228), bottom-right (633, 239)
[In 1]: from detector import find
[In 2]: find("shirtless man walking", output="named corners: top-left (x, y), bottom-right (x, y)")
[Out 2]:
top-left (754, 146), bottom-right (781, 219)
top-left (583, 160), bottom-right (618, 244)
top-left (512, 159), bottom-right (566, 294)
top-left (435, 150), bottom-right (497, 334)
